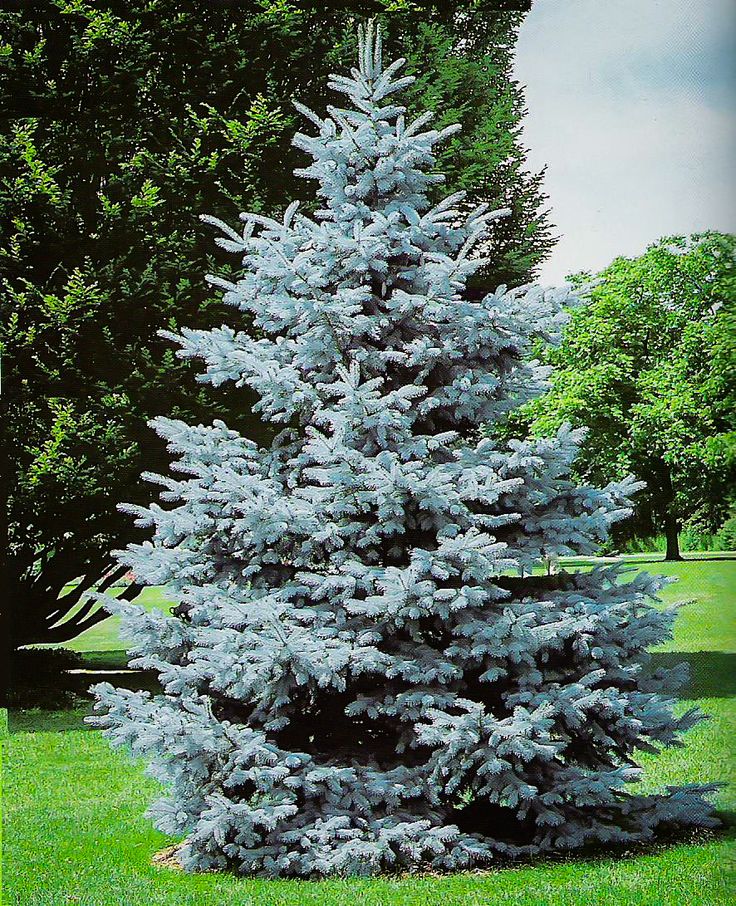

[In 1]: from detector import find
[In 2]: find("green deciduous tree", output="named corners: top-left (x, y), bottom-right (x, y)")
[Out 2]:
top-left (522, 232), bottom-right (736, 560)
top-left (0, 0), bottom-right (550, 697)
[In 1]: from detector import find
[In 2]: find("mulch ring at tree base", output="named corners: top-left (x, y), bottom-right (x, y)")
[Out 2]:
top-left (152, 846), bottom-right (184, 871)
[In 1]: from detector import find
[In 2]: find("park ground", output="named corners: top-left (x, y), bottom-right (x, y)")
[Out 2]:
top-left (2, 554), bottom-right (735, 905)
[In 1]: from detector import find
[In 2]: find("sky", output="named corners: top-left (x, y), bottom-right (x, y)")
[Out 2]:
top-left (513, 0), bottom-right (736, 283)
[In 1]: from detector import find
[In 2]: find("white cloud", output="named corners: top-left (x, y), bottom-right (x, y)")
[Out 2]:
top-left (514, 0), bottom-right (736, 283)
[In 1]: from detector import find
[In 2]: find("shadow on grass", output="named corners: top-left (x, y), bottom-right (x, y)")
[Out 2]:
top-left (480, 811), bottom-right (736, 878)
top-left (8, 707), bottom-right (93, 734)
top-left (8, 653), bottom-right (161, 733)
top-left (650, 651), bottom-right (736, 698)
top-left (548, 808), bottom-right (736, 870)
top-left (8, 671), bottom-right (159, 733)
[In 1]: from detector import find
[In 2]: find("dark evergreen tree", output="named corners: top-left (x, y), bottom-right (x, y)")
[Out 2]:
top-left (0, 1), bottom-right (550, 694)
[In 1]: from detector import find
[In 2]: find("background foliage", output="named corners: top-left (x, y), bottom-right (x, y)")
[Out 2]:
top-left (0, 0), bottom-right (549, 672)
top-left (517, 232), bottom-right (736, 558)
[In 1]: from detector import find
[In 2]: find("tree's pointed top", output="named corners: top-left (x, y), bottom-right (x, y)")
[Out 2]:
top-left (357, 19), bottom-right (381, 81)
top-left (326, 20), bottom-right (412, 106)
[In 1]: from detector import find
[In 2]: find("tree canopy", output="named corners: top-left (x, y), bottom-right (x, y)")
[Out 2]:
top-left (522, 232), bottom-right (736, 559)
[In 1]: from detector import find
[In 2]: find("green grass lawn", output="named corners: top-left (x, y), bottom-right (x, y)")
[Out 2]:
top-left (3, 556), bottom-right (735, 905)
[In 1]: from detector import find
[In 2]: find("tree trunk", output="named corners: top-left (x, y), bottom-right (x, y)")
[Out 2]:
top-left (656, 461), bottom-right (684, 562)
top-left (0, 437), bottom-right (13, 706)
top-left (0, 606), bottom-right (13, 707)
top-left (664, 511), bottom-right (683, 561)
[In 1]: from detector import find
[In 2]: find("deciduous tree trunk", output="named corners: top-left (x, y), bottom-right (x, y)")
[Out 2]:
top-left (664, 511), bottom-right (683, 561)
top-left (657, 463), bottom-right (684, 562)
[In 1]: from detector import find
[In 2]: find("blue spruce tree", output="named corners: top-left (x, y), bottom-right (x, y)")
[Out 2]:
top-left (90, 24), bottom-right (717, 877)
